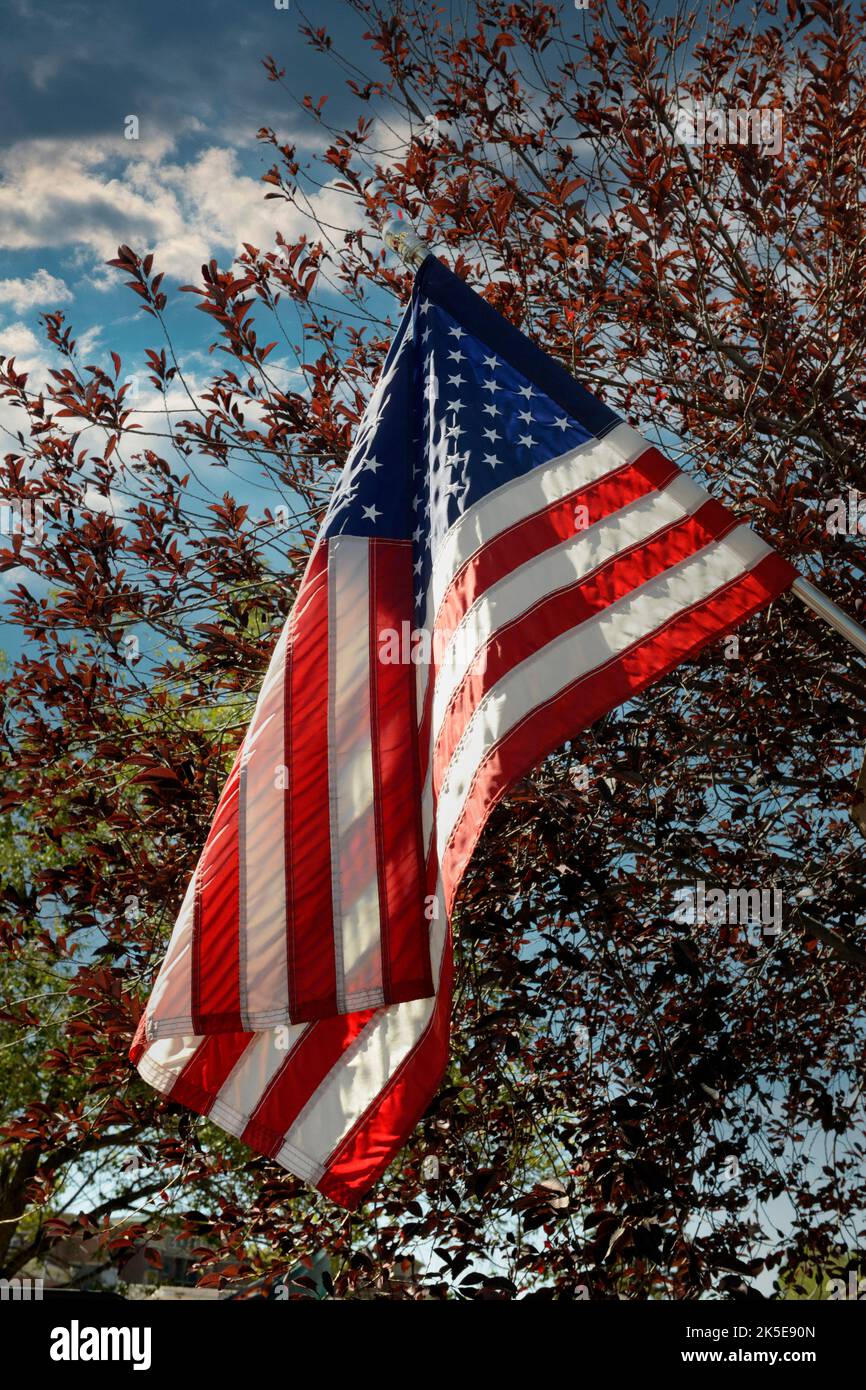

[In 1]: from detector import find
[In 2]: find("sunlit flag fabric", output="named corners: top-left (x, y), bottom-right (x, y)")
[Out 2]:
top-left (131, 255), bottom-right (797, 1208)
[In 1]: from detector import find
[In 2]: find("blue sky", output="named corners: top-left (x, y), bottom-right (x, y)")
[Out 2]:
top-left (0, 0), bottom-right (400, 657)
top-left (0, 0), bottom-right (378, 368)
top-left (0, 0), bottom-right (682, 581)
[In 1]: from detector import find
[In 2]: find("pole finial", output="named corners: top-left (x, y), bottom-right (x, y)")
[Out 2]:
top-left (383, 217), bottom-right (430, 271)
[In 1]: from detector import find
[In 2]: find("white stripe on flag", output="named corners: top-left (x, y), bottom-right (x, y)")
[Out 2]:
top-left (416, 423), bottom-right (648, 714)
top-left (434, 525), bottom-right (771, 860)
top-left (137, 1030), bottom-right (203, 1093)
top-left (274, 872), bottom-right (447, 1176)
top-left (327, 537), bottom-right (385, 1013)
top-left (275, 994), bottom-right (435, 1177)
top-left (426, 422), bottom-right (647, 621)
top-left (209, 1026), bottom-right (300, 1136)
top-left (143, 868), bottom-right (196, 1040)
top-left (238, 622), bottom-right (290, 1029)
top-left (429, 471), bottom-right (710, 746)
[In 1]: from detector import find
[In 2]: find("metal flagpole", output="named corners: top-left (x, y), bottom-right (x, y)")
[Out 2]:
top-left (382, 218), bottom-right (866, 665)
top-left (789, 577), bottom-right (866, 661)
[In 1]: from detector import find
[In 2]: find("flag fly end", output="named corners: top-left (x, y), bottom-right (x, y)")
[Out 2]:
top-left (380, 225), bottom-right (866, 667)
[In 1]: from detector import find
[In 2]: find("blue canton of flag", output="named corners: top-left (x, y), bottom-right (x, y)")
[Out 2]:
top-left (322, 264), bottom-right (600, 633)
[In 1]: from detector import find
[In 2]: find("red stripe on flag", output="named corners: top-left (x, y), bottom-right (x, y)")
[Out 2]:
top-left (191, 753), bottom-right (243, 1033)
top-left (418, 448), bottom-right (676, 774)
top-left (369, 540), bottom-right (433, 1004)
top-left (170, 1032), bottom-right (255, 1117)
top-left (285, 543), bottom-right (338, 1022)
top-left (439, 552), bottom-right (795, 911)
top-left (242, 1010), bottom-right (375, 1157)
top-left (129, 1013), bottom-right (147, 1066)
top-left (436, 448), bottom-right (674, 642)
top-left (431, 500), bottom-right (739, 795)
top-left (316, 937), bottom-right (453, 1210)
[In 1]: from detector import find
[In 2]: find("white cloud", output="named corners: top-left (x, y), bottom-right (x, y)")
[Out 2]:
top-left (82, 484), bottom-right (127, 519)
top-left (0, 321), bottom-right (56, 451)
top-left (75, 325), bottom-right (103, 361)
top-left (0, 321), bottom-right (48, 376)
top-left (0, 137), bottom-right (366, 284)
top-left (0, 267), bottom-right (72, 315)
top-left (0, 563), bottom-right (34, 597)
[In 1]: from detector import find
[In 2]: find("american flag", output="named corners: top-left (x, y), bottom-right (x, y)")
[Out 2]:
top-left (131, 255), bottom-right (796, 1208)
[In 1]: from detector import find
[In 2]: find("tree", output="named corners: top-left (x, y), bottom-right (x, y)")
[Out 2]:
top-left (2, 0), bottom-right (866, 1298)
